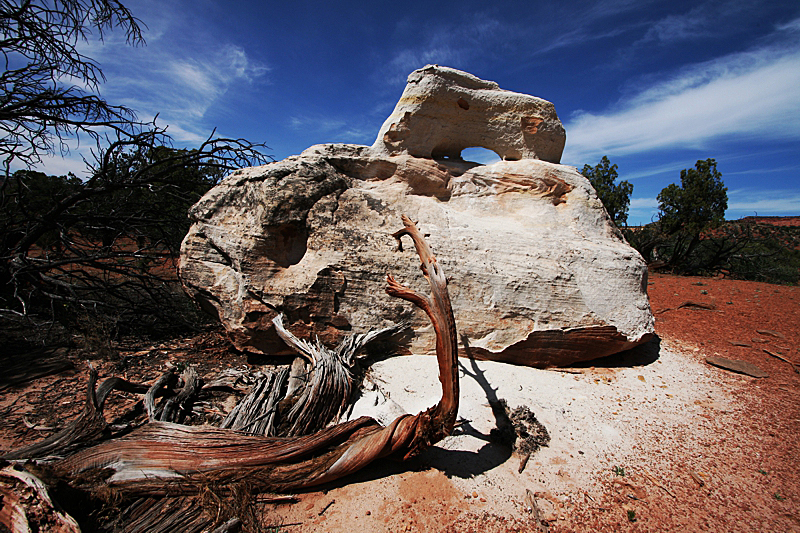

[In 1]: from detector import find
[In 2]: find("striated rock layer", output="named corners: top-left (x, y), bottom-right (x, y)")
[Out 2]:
top-left (180, 66), bottom-right (654, 367)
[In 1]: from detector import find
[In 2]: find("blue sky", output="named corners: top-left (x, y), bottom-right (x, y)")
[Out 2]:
top-left (38, 0), bottom-right (800, 224)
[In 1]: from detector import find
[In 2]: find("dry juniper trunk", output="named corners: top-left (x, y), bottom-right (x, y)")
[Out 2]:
top-left (56, 215), bottom-right (458, 492)
top-left (1, 216), bottom-right (459, 531)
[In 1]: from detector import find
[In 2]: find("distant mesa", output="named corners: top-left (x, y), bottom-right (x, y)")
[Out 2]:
top-left (180, 65), bottom-right (654, 368)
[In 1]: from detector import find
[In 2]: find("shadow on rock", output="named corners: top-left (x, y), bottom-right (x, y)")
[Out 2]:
top-left (571, 335), bottom-right (662, 369)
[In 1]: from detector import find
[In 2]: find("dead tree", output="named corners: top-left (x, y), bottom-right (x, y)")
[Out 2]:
top-left (1, 215), bottom-right (459, 530)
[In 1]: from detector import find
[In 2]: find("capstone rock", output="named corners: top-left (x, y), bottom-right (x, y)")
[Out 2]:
top-left (179, 66), bottom-right (654, 367)
top-left (372, 65), bottom-right (566, 163)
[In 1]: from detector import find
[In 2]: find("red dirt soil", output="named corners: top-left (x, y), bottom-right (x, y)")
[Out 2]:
top-left (738, 216), bottom-right (800, 227)
top-left (1, 273), bottom-right (799, 532)
top-left (560, 273), bottom-right (800, 532)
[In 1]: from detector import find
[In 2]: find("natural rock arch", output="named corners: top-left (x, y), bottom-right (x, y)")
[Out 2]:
top-left (371, 65), bottom-right (566, 164)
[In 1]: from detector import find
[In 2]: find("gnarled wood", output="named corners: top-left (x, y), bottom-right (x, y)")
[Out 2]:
top-left (0, 464), bottom-right (81, 533)
top-left (3, 370), bottom-right (148, 460)
top-left (49, 216), bottom-right (458, 495)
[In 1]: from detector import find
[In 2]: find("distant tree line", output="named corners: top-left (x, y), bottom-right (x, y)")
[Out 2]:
top-left (583, 156), bottom-right (799, 284)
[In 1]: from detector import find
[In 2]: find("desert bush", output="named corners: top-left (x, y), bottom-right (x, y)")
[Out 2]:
top-left (625, 220), bottom-right (800, 284)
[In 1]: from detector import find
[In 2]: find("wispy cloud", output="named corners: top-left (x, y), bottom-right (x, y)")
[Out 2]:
top-left (379, 1), bottom-right (652, 85)
top-left (288, 115), bottom-right (374, 145)
top-left (637, 1), bottom-right (751, 45)
top-left (34, 151), bottom-right (91, 178)
top-left (727, 189), bottom-right (800, 216)
top-left (562, 25), bottom-right (800, 165)
top-left (24, 4), bottom-right (270, 176)
top-left (102, 42), bottom-right (269, 142)
top-left (73, 0), bottom-right (270, 145)
top-left (630, 197), bottom-right (659, 209)
top-left (614, 187), bottom-right (800, 224)
top-left (376, 15), bottom-right (506, 86)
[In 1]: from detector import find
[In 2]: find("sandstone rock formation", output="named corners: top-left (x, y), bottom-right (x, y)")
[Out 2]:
top-left (372, 65), bottom-right (565, 163)
top-left (180, 65), bottom-right (654, 367)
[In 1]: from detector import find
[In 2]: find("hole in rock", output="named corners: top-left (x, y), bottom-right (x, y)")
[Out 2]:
top-left (259, 223), bottom-right (308, 268)
top-left (461, 147), bottom-right (502, 165)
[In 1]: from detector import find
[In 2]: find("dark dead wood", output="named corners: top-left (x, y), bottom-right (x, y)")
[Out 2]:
top-left (144, 370), bottom-right (178, 421)
top-left (0, 464), bottom-right (80, 533)
top-left (756, 329), bottom-right (785, 339)
top-left (220, 369), bottom-right (287, 436)
top-left (655, 300), bottom-right (717, 314)
top-left (678, 301), bottom-right (716, 310)
top-left (318, 498), bottom-right (335, 516)
top-left (524, 488), bottom-right (550, 533)
top-left (103, 496), bottom-right (210, 533)
top-left (211, 518), bottom-right (243, 533)
top-left (0, 350), bottom-right (74, 392)
top-left (52, 215), bottom-right (459, 494)
top-left (159, 366), bottom-right (201, 423)
top-left (3, 370), bottom-right (147, 460)
top-left (518, 452), bottom-right (531, 473)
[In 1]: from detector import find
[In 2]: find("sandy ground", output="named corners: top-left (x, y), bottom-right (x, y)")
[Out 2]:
top-left (266, 339), bottom-right (739, 532)
top-left (264, 274), bottom-right (800, 532)
top-left (1, 274), bottom-right (798, 532)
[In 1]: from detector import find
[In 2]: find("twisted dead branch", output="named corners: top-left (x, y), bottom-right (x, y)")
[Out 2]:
top-left (1, 216), bottom-right (459, 532)
top-left (3, 369), bottom-right (147, 460)
top-left (5, 216), bottom-right (454, 489)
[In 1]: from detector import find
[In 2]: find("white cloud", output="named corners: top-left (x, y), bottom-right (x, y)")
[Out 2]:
top-left (638, 1), bottom-right (751, 45)
top-left (377, 15), bottom-right (511, 86)
top-left (610, 189), bottom-right (800, 225)
top-left (644, 11), bottom-right (709, 43)
top-left (32, 151), bottom-right (92, 178)
top-left (727, 189), bottom-right (800, 215)
top-left (630, 197), bottom-right (659, 209)
top-left (49, 10), bottom-right (271, 158)
top-left (116, 43), bottom-right (268, 130)
top-left (382, 43), bottom-right (463, 86)
top-left (562, 27), bottom-right (800, 165)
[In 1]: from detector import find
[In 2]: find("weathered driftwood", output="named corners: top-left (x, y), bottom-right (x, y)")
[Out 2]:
top-left (144, 369), bottom-right (178, 421)
top-left (158, 366), bottom-right (201, 423)
top-left (272, 312), bottom-right (407, 436)
top-left (48, 215), bottom-right (458, 495)
top-left (220, 369), bottom-right (287, 436)
top-left (0, 348), bottom-right (74, 392)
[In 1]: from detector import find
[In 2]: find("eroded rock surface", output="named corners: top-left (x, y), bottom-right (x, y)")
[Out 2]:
top-left (180, 66), bottom-right (654, 367)
top-left (372, 65), bottom-right (565, 163)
